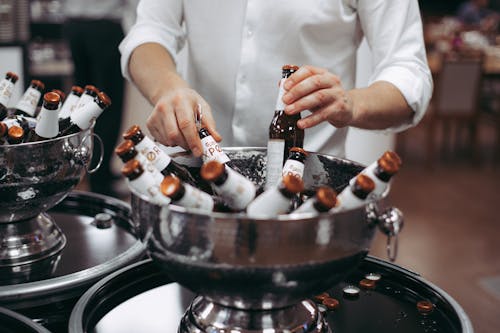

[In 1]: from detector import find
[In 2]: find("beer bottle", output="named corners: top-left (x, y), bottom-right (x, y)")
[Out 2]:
top-left (282, 146), bottom-right (308, 209)
top-left (198, 127), bottom-right (242, 173)
top-left (59, 91), bottom-right (111, 136)
top-left (74, 85), bottom-right (99, 110)
top-left (0, 72), bottom-right (19, 121)
top-left (246, 174), bottom-right (304, 218)
top-left (58, 85), bottom-right (84, 123)
top-left (121, 159), bottom-right (170, 205)
top-left (282, 147), bottom-right (308, 179)
top-left (200, 160), bottom-right (257, 212)
top-left (0, 122), bottom-right (8, 144)
top-left (6, 125), bottom-right (26, 144)
top-left (291, 186), bottom-right (338, 215)
top-left (265, 64), bottom-right (303, 189)
top-left (26, 92), bottom-right (61, 142)
top-left (360, 151), bottom-right (401, 198)
top-left (115, 140), bottom-right (163, 183)
top-left (13, 79), bottom-right (45, 118)
top-left (334, 174), bottom-right (375, 212)
top-left (123, 125), bottom-right (197, 187)
top-left (160, 175), bottom-right (214, 212)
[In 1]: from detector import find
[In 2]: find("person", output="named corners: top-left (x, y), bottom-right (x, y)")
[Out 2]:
top-left (63, 0), bottom-right (136, 197)
top-left (119, 0), bottom-right (433, 159)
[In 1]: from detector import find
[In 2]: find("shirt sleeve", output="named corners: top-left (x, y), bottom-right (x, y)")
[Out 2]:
top-left (358, 0), bottom-right (433, 132)
top-left (119, 0), bottom-right (185, 81)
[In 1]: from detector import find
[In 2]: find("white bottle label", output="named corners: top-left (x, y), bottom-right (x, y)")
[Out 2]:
top-left (136, 136), bottom-right (172, 171)
top-left (291, 198), bottom-right (317, 215)
top-left (59, 93), bottom-right (80, 119)
top-left (35, 107), bottom-right (60, 138)
top-left (335, 187), bottom-right (364, 212)
top-left (15, 87), bottom-right (42, 116)
top-left (70, 100), bottom-right (104, 130)
top-left (275, 78), bottom-right (286, 110)
top-left (201, 135), bottom-right (230, 164)
top-left (282, 159), bottom-right (304, 179)
top-left (0, 79), bottom-right (15, 107)
top-left (246, 187), bottom-right (290, 218)
top-left (136, 153), bottom-right (164, 183)
top-left (265, 139), bottom-right (285, 189)
top-left (174, 183), bottom-right (214, 211)
top-left (128, 170), bottom-right (170, 205)
top-left (75, 93), bottom-right (94, 110)
top-left (362, 163), bottom-right (389, 198)
top-left (215, 167), bottom-right (256, 210)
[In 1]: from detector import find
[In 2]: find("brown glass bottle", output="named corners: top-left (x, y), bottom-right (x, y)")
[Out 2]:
top-left (335, 174), bottom-right (375, 211)
top-left (123, 125), bottom-right (198, 187)
top-left (246, 174), bottom-right (304, 218)
top-left (266, 64), bottom-right (304, 189)
top-left (200, 160), bottom-right (257, 212)
top-left (59, 91), bottom-right (111, 136)
top-left (160, 175), bottom-right (214, 211)
top-left (0, 122), bottom-right (8, 144)
top-left (26, 92), bottom-right (61, 142)
top-left (14, 79), bottom-right (45, 118)
top-left (0, 72), bottom-right (19, 121)
top-left (74, 85), bottom-right (99, 110)
top-left (6, 125), bottom-right (25, 144)
top-left (121, 159), bottom-right (169, 205)
top-left (361, 151), bottom-right (401, 198)
top-left (115, 139), bottom-right (163, 183)
top-left (58, 85), bottom-right (84, 127)
top-left (291, 186), bottom-right (338, 215)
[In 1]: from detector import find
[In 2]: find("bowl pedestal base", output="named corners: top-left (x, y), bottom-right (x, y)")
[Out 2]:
top-left (179, 296), bottom-right (331, 333)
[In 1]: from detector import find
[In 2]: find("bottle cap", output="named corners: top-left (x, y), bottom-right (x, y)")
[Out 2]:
top-left (31, 79), bottom-right (45, 91)
top-left (6, 71), bottom-right (19, 83)
top-left (121, 159), bottom-right (143, 180)
top-left (282, 174), bottom-right (304, 194)
top-left (84, 85), bottom-right (99, 96)
top-left (282, 64), bottom-right (300, 71)
top-left (115, 140), bottom-right (136, 162)
top-left (416, 300), bottom-right (435, 314)
top-left (289, 147), bottom-right (308, 156)
top-left (122, 125), bottom-right (142, 141)
top-left (382, 150), bottom-right (402, 167)
top-left (71, 85), bottom-right (84, 96)
top-left (359, 278), bottom-right (376, 290)
top-left (51, 89), bottom-right (66, 101)
top-left (316, 186), bottom-right (337, 210)
top-left (43, 92), bottom-right (61, 109)
top-left (160, 175), bottom-right (181, 197)
top-left (8, 125), bottom-right (24, 141)
top-left (314, 292), bottom-right (330, 303)
top-left (200, 160), bottom-right (225, 182)
top-left (322, 297), bottom-right (340, 310)
top-left (96, 91), bottom-right (112, 108)
top-left (354, 174), bottom-right (375, 194)
top-left (377, 156), bottom-right (399, 176)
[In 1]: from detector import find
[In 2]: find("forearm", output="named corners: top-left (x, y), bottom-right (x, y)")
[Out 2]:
top-left (347, 81), bottom-right (414, 130)
top-left (128, 42), bottom-right (188, 105)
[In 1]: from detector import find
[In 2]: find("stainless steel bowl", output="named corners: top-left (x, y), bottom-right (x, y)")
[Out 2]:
top-left (0, 128), bottom-right (101, 223)
top-left (0, 128), bottom-right (103, 279)
top-left (131, 148), bottom-right (403, 311)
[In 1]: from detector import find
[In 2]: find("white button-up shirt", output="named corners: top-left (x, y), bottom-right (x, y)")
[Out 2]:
top-left (120, 0), bottom-right (432, 157)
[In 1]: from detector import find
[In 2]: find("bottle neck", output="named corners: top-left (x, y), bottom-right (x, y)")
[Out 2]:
top-left (35, 105), bottom-right (60, 139)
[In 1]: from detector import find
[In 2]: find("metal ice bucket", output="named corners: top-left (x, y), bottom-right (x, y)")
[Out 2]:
top-left (0, 128), bottom-right (102, 222)
top-left (0, 128), bottom-right (103, 279)
top-left (131, 148), bottom-right (403, 311)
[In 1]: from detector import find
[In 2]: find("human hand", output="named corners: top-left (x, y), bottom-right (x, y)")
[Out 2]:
top-left (146, 87), bottom-right (221, 157)
top-left (282, 65), bottom-right (354, 129)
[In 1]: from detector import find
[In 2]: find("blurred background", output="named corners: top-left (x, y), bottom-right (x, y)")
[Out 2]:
top-left (0, 1), bottom-right (499, 332)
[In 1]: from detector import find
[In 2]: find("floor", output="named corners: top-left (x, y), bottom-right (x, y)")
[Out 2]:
top-left (369, 120), bottom-right (500, 333)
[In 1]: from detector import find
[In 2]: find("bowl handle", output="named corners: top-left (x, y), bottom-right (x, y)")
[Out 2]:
top-left (366, 203), bottom-right (404, 262)
top-left (86, 133), bottom-right (104, 174)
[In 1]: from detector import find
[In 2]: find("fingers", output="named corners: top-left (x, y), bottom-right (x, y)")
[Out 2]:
top-left (283, 66), bottom-right (342, 115)
top-left (298, 95), bottom-right (353, 129)
top-left (146, 89), bottom-right (221, 157)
